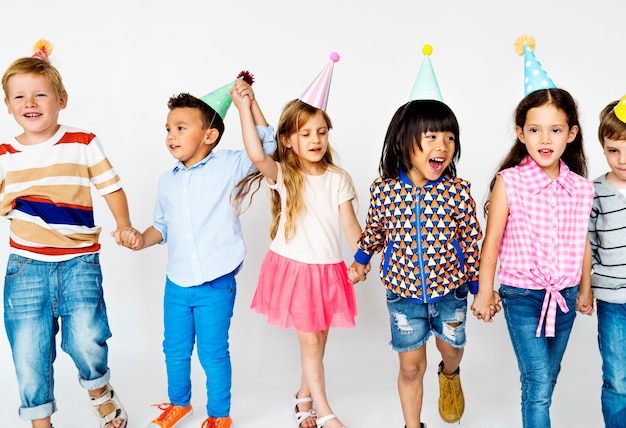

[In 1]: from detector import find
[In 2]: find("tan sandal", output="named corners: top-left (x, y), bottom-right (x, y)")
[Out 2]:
top-left (90, 384), bottom-right (128, 428)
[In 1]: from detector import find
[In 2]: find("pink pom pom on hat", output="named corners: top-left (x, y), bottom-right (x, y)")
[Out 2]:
top-left (299, 52), bottom-right (340, 111)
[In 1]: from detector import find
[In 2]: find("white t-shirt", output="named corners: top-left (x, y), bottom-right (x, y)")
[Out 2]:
top-left (268, 163), bottom-right (356, 264)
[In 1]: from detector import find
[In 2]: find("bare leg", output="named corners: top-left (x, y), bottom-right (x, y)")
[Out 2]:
top-left (295, 371), bottom-right (316, 428)
top-left (297, 329), bottom-right (344, 428)
top-left (31, 417), bottom-right (52, 428)
top-left (398, 346), bottom-right (427, 428)
top-left (435, 335), bottom-right (463, 374)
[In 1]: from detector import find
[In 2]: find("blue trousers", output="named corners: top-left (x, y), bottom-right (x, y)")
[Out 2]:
top-left (163, 273), bottom-right (236, 417)
top-left (597, 299), bottom-right (626, 428)
top-left (500, 284), bottom-right (577, 428)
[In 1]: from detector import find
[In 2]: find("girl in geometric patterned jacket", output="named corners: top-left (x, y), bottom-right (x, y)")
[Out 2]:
top-left (349, 99), bottom-right (482, 428)
top-left (232, 90), bottom-right (364, 428)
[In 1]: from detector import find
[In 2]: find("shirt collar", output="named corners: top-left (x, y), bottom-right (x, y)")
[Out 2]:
top-left (398, 168), bottom-right (447, 188)
top-left (518, 155), bottom-right (577, 195)
top-left (172, 151), bottom-right (213, 174)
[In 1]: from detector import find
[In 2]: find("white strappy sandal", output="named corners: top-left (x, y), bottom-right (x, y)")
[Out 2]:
top-left (90, 384), bottom-right (128, 428)
top-left (316, 413), bottom-right (346, 428)
top-left (294, 393), bottom-right (316, 427)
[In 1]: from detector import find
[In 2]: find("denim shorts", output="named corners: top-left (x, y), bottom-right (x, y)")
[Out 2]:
top-left (386, 284), bottom-right (468, 352)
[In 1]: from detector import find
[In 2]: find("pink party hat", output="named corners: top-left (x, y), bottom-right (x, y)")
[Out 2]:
top-left (299, 52), bottom-right (340, 111)
top-left (514, 35), bottom-right (556, 96)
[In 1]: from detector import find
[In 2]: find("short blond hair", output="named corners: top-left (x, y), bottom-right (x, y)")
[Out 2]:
top-left (2, 56), bottom-right (66, 99)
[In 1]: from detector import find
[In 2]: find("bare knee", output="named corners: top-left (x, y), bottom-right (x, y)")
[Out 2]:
top-left (398, 356), bottom-right (427, 383)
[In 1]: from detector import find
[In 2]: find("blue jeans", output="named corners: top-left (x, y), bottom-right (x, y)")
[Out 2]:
top-left (386, 284), bottom-right (468, 352)
top-left (597, 300), bottom-right (626, 428)
top-left (3, 254), bottom-right (112, 421)
top-left (500, 284), bottom-right (578, 428)
top-left (164, 273), bottom-right (236, 417)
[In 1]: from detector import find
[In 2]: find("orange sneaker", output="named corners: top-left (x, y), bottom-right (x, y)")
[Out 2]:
top-left (147, 403), bottom-right (193, 428)
top-left (201, 416), bottom-right (232, 428)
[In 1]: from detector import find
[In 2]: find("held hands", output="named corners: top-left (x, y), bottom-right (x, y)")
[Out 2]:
top-left (347, 261), bottom-right (371, 284)
top-left (576, 288), bottom-right (594, 316)
top-left (470, 290), bottom-right (502, 322)
top-left (111, 227), bottom-right (144, 251)
top-left (230, 78), bottom-right (254, 110)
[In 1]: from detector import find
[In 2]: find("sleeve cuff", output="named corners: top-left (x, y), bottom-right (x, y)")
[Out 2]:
top-left (467, 281), bottom-right (478, 294)
top-left (354, 248), bottom-right (372, 265)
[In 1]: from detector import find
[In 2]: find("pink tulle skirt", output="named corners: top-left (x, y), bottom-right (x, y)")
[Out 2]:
top-left (251, 250), bottom-right (357, 332)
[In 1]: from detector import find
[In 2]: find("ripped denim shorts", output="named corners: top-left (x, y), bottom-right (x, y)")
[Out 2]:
top-left (386, 284), bottom-right (468, 352)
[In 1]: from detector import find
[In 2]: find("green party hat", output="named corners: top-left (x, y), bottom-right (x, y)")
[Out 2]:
top-left (199, 71), bottom-right (254, 119)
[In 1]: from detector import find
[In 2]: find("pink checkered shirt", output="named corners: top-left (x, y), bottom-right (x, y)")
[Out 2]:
top-left (498, 156), bottom-right (594, 337)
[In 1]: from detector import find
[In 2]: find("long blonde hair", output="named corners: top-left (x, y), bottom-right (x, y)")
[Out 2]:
top-left (233, 99), bottom-right (336, 241)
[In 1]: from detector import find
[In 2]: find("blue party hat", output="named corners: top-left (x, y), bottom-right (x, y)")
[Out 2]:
top-left (514, 35), bottom-right (556, 96)
top-left (409, 44), bottom-right (443, 102)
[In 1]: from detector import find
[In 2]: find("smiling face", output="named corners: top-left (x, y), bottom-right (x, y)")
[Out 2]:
top-left (281, 110), bottom-right (330, 175)
top-left (165, 107), bottom-right (217, 168)
top-left (4, 72), bottom-right (67, 145)
top-left (602, 137), bottom-right (626, 188)
top-left (516, 104), bottom-right (578, 179)
top-left (406, 131), bottom-right (455, 186)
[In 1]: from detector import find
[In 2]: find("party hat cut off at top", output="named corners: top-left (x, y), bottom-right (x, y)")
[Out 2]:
top-left (614, 95), bottom-right (626, 124)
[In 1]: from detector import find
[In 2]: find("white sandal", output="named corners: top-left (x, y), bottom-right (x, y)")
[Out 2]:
top-left (294, 393), bottom-right (316, 427)
top-left (90, 384), bottom-right (128, 428)
top-left (316, 413), bottom-right (346, 427)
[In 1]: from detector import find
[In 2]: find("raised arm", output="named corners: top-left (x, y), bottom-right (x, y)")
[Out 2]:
top-left (231, 80), bottom-right (277, 181)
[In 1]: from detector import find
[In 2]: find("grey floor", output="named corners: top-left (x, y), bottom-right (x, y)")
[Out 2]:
top-left (0, 269), bottom-right (604, 428)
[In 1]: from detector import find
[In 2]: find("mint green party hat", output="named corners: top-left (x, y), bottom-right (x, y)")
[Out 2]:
top-left (200, 71), bottom-right (254, 119)
top-left (409, 44), bottom-right (443, 102)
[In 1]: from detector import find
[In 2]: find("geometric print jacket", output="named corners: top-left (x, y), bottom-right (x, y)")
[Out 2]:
top-left (354, 169), bottom-right (482, 303)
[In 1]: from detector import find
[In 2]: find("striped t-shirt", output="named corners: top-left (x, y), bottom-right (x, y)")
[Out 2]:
top-left (589, 174), bottom-right (626, 304)
top-left (0, 125), bottom-right (122, 261)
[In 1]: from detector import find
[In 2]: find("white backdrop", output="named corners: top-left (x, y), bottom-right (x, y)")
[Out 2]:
top-left (0, 1), bottom-right (622, 427)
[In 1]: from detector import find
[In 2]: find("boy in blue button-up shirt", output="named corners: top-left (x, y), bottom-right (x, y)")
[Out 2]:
top-left (119, 75), bottom-right (276, 428)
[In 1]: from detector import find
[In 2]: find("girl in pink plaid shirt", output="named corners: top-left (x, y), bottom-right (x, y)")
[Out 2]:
top-left (471, 88), bottom-right (594, 428)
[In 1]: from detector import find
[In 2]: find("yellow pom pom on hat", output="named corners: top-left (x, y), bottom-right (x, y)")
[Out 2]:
top-left (614, 95), bottom-right (626, 124)
top-left (409, 44), bottom-right (443, 102)
top-left (515, 35), bottom-right (556, 96)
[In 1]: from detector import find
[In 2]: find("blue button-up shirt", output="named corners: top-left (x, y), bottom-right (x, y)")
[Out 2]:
top-left (153, 125), bottom-right (276, 286)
